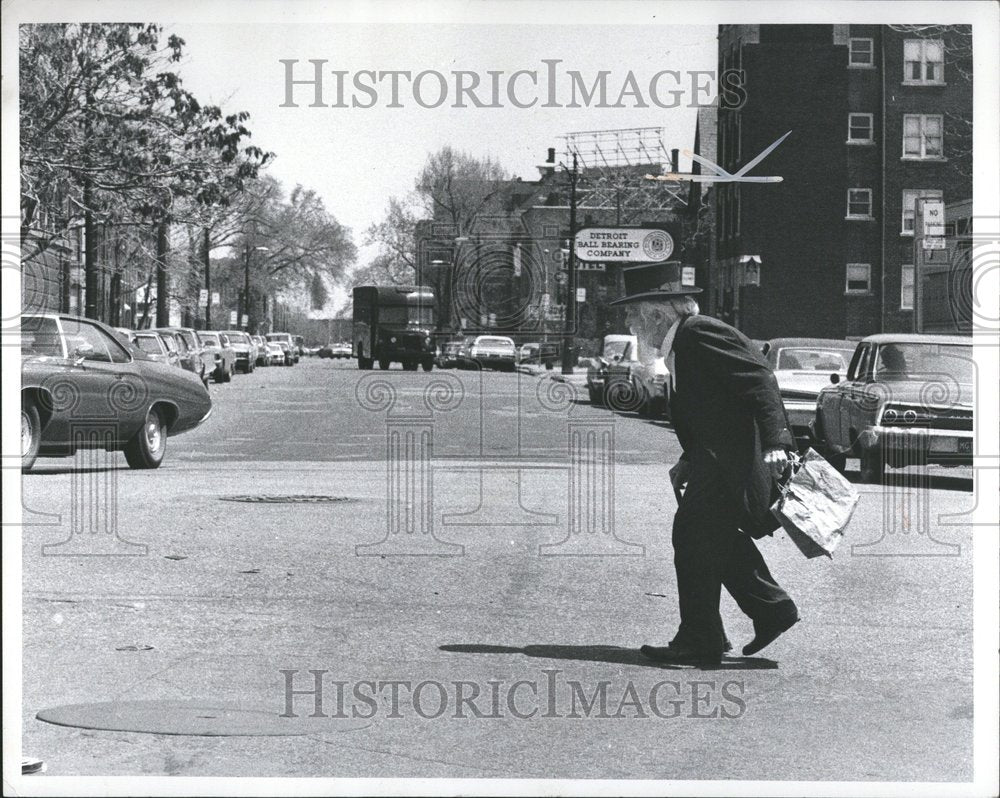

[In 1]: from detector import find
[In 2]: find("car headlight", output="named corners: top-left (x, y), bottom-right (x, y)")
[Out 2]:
top-left (880, 404), bottom-right (931, 426)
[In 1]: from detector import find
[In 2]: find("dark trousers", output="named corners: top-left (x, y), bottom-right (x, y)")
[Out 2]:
top-left (671, 453), bottom-right (797, 653)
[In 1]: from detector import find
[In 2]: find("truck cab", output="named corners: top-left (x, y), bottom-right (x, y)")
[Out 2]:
top-left (353, 285), bottom-right (436, 371)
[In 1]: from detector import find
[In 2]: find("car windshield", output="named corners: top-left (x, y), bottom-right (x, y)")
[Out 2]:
top-left (267, 334), bottom-right (290, 343)
top-left (476, 337), bottom-right (514, 349)
top-left (227, 333), bottom-right (249, 344)
top-left (603, 340), bottom-right (631, 358)
top-left (134, 336), bottom-right (162, 354)
top-left (776, 347), bottom-right (854, 371)
top-left (21, 316), bottom-right (63, 356)
top-left (179, 331), bottom-right (197, 349)
top-left (200, 334), bottom-right (220, 347)
top-left (874, 343), bottom-right (973, 384)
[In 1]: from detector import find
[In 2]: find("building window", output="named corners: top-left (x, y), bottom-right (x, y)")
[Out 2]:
top-left (904, 39), bottom-right (945, 84)
top-left (847, 188), bottom-right (873, 219)
top-left (902, 189), bottom-right (943, 233)
top-left (845, 263), bottom-right (871, 294)
top-left (901, 264), bottom-right (915, 310)
top-left (849, 38), bottom-right (874, 67)
top-left (903, 114), bottom-right (943, 159)
top-left (848, 113), bottom-right (874, 143)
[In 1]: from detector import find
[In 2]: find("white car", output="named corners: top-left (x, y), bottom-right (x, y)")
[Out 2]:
top-left (265, 342), bottom-right (285, 365)
top-left (469, 335), bottom-right (517, 371)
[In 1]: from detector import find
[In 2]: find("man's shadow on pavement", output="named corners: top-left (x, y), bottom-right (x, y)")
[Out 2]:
top-left (440, 643), bottom-right (778, 671)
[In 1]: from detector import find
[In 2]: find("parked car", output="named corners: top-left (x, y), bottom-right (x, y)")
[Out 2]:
top-left (222, 330), bottom-right (256, 374)
top-left (265, 341), bottom-right (286, 365)
top-left (762, 337), bottom-right (858, 451)
top-left (266, 332), bottom-right (298, 365)
top-left (251, 335), bottom-right (270, 366)
top-left (606, 341), bottom-right (668, 418)
top-left (152, 328), bottom-right (207, 386)
top-left (436, 339), bottom-right (467, 369)
top-left (20, 314), bottom-right (212, 472)
top-left (130, 330), bottom-right (181, 368)
top-left (586, 334), bottom-right (637, 405)
top-left (812, 334), bottom-right (973, 483)
top-left (468, 335), bottom-right (518, 371)
top-left (519, 341), bottom-right (560, 370)
top-left (319, 341), bottom-right (352, 359)
top-left (196, 331), bottom-right (236, 383)
top-left (167, 327), bottom-right (210, 385)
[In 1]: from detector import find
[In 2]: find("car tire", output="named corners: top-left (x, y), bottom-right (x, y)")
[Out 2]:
top-left (123, 406), bottom-right (167, 469)
top-left (214, 366), bottom-right (225, 384)
top-left (859, 444), bottom-right (885, 484)
top-left (21, 401), bottom-right (41, 473)
top-left (379, 358), bottom-right (391, 370)
top-left (422, 359), bottom-right (433, 372)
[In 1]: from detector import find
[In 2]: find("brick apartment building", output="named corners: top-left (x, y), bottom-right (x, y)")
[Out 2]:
top-left (713, 24), bottom-right (972, 339)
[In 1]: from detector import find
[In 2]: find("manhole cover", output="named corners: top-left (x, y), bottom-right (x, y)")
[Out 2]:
top-left (219, 495), bottom-right (358, 504)
top-left (36, 700), bottom-right (368, 737)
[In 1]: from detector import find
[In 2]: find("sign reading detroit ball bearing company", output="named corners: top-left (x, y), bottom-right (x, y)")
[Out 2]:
top-left (574, 228), bottom-right (674, 263)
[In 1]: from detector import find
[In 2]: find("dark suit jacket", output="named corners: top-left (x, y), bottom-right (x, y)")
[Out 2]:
top-left (669, 314), bottom-right (794, 538)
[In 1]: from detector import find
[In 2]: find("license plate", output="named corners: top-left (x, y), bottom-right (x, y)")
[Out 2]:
top-left (930, 437), bottom-right (959, 453)
top-left (958, 439), bottom-right (973, 454)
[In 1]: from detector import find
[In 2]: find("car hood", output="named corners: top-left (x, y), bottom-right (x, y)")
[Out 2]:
top-left (874, 377), bottom-right (974, 409)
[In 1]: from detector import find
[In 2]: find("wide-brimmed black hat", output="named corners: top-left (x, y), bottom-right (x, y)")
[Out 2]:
top-left (609, 261), bottom-right (702, 306)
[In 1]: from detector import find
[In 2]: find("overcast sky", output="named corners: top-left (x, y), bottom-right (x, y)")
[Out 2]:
top-left (171, 23), bottom-right (717, 311)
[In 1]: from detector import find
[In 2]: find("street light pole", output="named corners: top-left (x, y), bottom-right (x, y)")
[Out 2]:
top-left (561, 152), bottom-right (578, 375)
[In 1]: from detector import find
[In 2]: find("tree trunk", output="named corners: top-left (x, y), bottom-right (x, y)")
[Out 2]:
top-left (83, 180), bottom-right (99, 320)
top-left (203, 227), bottom-right (212, 330)
top-left (155, 220), bottom-right (169, 326)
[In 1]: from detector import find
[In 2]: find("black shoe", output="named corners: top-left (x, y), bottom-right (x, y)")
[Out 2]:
top-left (742, 615), bottom-right (800, 656)
top-left (640, 643), bottom-right (723, 666)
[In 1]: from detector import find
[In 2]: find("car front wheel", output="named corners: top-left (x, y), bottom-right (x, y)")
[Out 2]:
top-left (22, 402), bottom-right (41, 472)
top-left (124, 406), bottom-right (167, 469)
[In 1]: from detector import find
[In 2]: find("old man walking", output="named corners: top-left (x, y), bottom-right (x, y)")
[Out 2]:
top-left (611, 261), bottom-right (800, 665)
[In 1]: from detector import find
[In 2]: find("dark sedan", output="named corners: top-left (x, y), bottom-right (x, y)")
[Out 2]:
top-left (20, 314), bottom-right (212, 472)
top-left (812, 334), bottom-right (973, 482)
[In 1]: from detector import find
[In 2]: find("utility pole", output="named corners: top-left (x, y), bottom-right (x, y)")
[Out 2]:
top-left (561, 152), bottom-right (578, 375)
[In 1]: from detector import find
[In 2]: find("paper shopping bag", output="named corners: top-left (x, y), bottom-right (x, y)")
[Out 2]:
top-left (771, 448), bottom-right (860, 558)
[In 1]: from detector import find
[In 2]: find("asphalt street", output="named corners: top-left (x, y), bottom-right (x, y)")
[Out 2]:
top-left (20, 358), bottom-right (976, 779)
